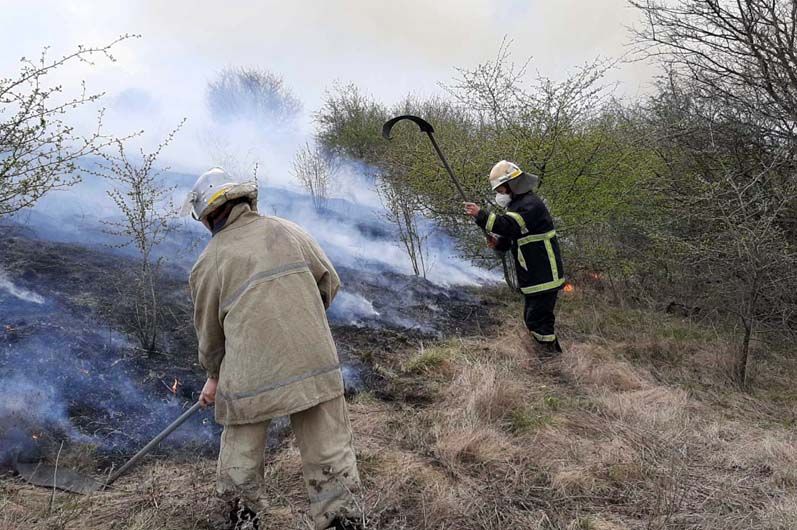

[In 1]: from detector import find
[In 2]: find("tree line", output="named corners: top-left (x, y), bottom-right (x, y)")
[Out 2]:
top-left (308, 1), bottom-right (797, 385)
top-left (1, 1), bottom-right (794, 384)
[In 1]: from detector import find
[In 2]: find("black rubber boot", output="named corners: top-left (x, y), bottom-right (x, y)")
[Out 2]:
top-left (537, 339), bottom-right (562, 359)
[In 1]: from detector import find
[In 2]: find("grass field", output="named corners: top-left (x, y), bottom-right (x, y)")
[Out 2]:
top-left (2, 287), bottom-right (795, 529)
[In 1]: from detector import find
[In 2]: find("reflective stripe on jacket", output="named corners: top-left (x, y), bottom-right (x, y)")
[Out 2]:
top-left (476, 192), bottom-right (565, 295)
top-left (189, 203), bottom-right (345, 425)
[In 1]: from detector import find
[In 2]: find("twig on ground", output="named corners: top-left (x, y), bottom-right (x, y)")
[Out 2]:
top-left (49, 441), bottom-right (64, 513)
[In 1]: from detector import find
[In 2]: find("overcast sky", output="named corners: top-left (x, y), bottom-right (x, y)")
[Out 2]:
top-left (2, 0), bottom-right (658, 172)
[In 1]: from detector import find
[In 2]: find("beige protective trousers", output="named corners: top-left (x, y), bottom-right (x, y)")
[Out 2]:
top-left (217, 395), bottom-right (360, 529)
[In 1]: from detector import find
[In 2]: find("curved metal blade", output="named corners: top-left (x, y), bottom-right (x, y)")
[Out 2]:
top-left (382, 115), bottom-right (435, 139)
top-left (15, 462), bottom-right (105, 494)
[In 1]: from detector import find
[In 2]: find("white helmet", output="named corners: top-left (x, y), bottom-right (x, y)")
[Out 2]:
top-left (488, 160), bottom-right (539, 194)
top-left (181, 167), bottom-right (258, 221)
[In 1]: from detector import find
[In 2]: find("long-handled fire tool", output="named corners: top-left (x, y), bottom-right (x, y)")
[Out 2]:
top-left (15, 401), bottom-right (204, 494)
top-left (382, 115), bottom-right (515, 288)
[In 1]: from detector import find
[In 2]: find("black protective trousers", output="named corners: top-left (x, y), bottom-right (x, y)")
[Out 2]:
top-left (523, 290), bottom-right (559, 343)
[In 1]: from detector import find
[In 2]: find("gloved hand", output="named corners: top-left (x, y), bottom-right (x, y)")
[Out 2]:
top-left (463, 202), bottom-right (481, 217)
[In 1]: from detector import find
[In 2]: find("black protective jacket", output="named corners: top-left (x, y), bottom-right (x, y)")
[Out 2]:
top-left (475, 192), bottom-right (565, 295)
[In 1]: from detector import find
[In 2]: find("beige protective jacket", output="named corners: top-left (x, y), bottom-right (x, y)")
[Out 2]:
top-left (189, 203), bottom-right (344, 425)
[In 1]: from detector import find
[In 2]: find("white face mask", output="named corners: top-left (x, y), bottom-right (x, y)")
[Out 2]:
top-left (495, 193), bottom-right (512, 208)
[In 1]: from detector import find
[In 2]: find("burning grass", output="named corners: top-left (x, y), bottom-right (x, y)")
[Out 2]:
top-left (2, 288), bottom-right (796, 529)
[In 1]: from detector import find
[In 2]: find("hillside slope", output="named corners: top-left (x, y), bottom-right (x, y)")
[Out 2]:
top-left (2, 287), bottom-right (795, 530)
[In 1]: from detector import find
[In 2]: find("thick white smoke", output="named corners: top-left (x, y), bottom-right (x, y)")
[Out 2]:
top-left (0, 269), bottom-right (45, 305)
top-left (0, 67), bottom-right (505, 465)
top-left (328, 291), bottom-right (380, 325)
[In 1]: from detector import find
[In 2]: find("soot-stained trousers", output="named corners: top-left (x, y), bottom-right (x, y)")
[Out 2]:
top-left (189, 202), bottom-right (360, 529)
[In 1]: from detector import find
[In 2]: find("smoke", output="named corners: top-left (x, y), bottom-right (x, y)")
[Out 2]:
top-left (0, 64), bottom-right (500, 464)
top-left (328, 292), bottom-right (380, 325)
top-left (0, 304), bottom-right (217, 462)
top-left (0, 375), bottom-right (75, 460)
top-left (0, 265), bottom-right (217, 462)
top-left (0, 269), bottom-right (45, 305)
top-left (2, 55), bottom-right (498, 288)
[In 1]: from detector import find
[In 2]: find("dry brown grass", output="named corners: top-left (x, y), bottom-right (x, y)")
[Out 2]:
top-left (2, 292), bottom-right (795, 529)
top-left (561, 344), bottom-right (649, 392)
top-left (0, 460), bottom-right (223, 530)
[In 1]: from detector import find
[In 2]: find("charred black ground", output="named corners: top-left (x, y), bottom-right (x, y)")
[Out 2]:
top-left (0, 230), bottom-right (501, 475)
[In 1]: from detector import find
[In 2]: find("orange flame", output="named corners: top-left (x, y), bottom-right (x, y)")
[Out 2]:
top-left (563, 283), bottom-right (575, 293)
top-left (170, 378), bottom-right (180, 394)
top-left (31, 433), bottom-right (40, 440)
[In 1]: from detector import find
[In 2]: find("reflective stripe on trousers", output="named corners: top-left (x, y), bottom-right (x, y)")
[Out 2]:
top-left (524, 290), bottom-right (558, 342)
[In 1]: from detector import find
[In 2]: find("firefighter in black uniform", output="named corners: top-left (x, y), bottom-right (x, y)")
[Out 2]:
top-left (464, 160), bottom-right (565, 355)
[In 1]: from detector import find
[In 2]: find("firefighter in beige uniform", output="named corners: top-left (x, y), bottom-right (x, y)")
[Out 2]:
top-left (183, 168), bottom-right (361, 530)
